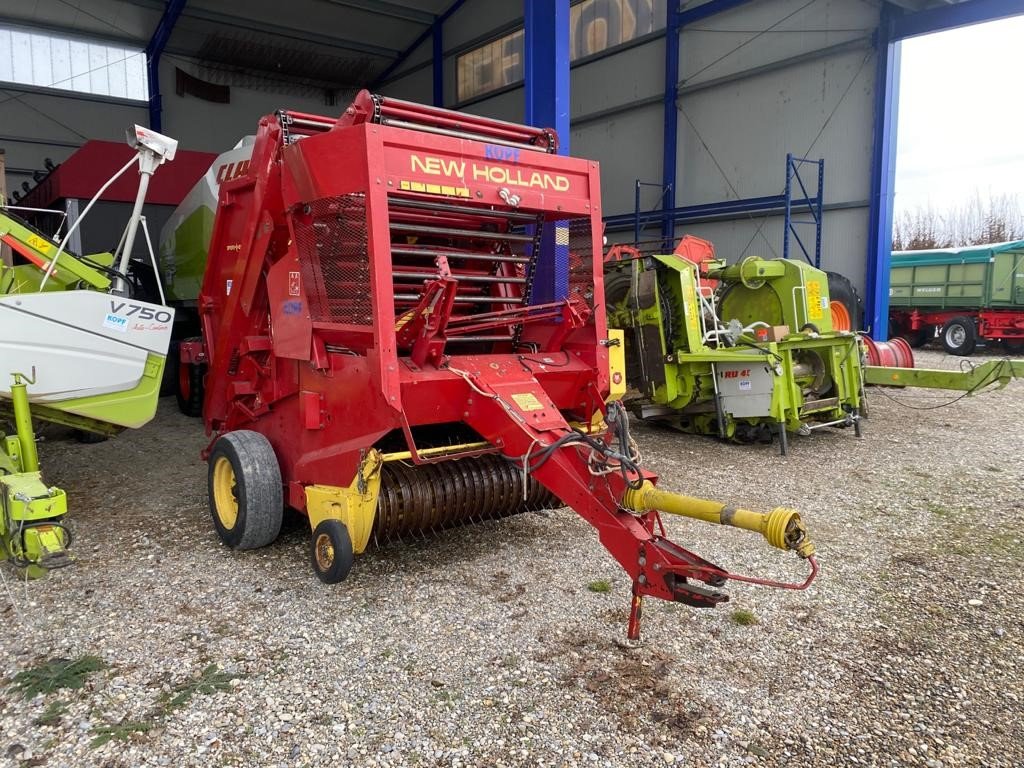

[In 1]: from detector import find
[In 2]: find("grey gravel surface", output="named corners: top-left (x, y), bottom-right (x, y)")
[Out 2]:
top-left (1, 348), bottom-right (1022, 767)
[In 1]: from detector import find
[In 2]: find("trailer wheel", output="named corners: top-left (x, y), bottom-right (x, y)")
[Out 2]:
top-left (825, 272), bottom-right (863, 332)
top-left (310, 519), bottom-right (354, 584)
top-left (941, 316), bottom-right (977, 356)
top-left (176, 340), bottom-right (205, 417)
top-left (208, 431), bottom-right (283, 550)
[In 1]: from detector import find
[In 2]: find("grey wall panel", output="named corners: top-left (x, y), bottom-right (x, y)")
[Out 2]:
top-left (676, 47), bottom-right (875, 205)
top-left (679, 206), bottom-right (869, 278)
top-left (680, 0), bottom-right (878, 86)
top-left (159, 61), bottom-right (353, 154)
top-left (382, 65), bottom-right (433, 102)
top-left (1, 90), bottom-right (146, 187)
top-left (443, 3), bottom-right (521, 50)
top-left (571, 38), bottom-right (664, 117)
top-left (573, 103), bottom-right (663, 218)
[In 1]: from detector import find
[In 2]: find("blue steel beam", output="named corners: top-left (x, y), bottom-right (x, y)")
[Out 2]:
top-left (604, 193), bottom-right (818, 230)
top-left (677, 0), bottom-right (761, 27)
top-left (891, 0), bottom-right (1024, 40)
top-left (865, 14), bottom-right (901, 339)
top-left (372, 0), bottom-right (467, 90)
top-left (524, 0), bottom-right (570, 305)
top-left (145, 0), bottom-right (186, 132)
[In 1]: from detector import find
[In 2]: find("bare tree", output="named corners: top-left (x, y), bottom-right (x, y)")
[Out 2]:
top-left (894, 192), bottom-right (1024, 250)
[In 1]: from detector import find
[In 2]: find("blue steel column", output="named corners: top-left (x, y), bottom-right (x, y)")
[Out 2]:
top-left (524, 0), bottom-right (570, 304)
top-left (146, 0), bottom-right (187, 132)
top-left (865, 10), bottom-right (901, 338)
top-left (662, 3), bottom-right (680, 247)
top-left (432, 18), bottom-right (444, 106)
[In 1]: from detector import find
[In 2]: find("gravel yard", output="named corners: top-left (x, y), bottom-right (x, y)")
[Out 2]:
top-left (2, 348), bottom-right (1022, 768)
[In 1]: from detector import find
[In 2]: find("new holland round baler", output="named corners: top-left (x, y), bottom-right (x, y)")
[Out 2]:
top-left (188, 91), bottom-right (817, 637)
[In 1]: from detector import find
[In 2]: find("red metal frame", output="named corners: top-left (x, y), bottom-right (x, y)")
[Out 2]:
top-left (892, 308), bottom-right (1024, 341)
top-left (194, 91), bottom-right (772, 636)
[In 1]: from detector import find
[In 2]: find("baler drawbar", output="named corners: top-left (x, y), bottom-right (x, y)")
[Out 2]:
top-left (189, 91), bottom-right (816, 637)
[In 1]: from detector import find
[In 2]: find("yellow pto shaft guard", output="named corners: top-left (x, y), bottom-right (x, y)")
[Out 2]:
top-left (622, 481), bottom-right (816, 558)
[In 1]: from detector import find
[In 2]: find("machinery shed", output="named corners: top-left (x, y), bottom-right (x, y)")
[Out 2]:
top-left (3, 2), bottom-right (1024, 767)
top-left (3, 0), bottom-right (1023, 337)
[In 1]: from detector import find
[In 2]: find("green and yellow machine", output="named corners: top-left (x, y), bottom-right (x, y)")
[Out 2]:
top-left (606, 238), bottom-right (865, 453)
top-left (1, 125), bottom-right (178, 575)
top-left (607, 237), bottom-right (1024, 453)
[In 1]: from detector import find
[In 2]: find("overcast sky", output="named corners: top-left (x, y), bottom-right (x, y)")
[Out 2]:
top-left (894, 15), bottom-right (1024, 214)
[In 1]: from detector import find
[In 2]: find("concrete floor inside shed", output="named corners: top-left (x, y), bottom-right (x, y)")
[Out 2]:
top-left (1, 349), bottom-right (1022, 768)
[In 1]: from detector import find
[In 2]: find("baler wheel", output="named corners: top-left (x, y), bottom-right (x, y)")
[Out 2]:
top-left (207, 431), bottom-right (283, 550)
top-left (310, 519), bottom-right (354, 584)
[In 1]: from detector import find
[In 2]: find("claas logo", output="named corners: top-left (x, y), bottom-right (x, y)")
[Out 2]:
top-left (722, 369), bottom-right (751, 379)
top-left (216, 160), bottom-right (251, 184)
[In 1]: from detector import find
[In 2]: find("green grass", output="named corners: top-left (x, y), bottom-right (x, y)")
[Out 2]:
top-left (90, 721), bottom-right (152, 748)
top-left (9, 656), bottom-right (107, 699)
top-left (161, 664), bottom-right (241, 711)
top-left (587, 579), bottom-right (612, 594)
top-left (730, 609), bottom-right (759, 626)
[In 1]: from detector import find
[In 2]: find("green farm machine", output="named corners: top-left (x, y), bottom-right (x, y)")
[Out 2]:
top-left (605, 237), bottom-right (863, 453)
top-left (0, 126), bottom-right (178, 575)
top-left (605, 237), bottom-right (1024, 452)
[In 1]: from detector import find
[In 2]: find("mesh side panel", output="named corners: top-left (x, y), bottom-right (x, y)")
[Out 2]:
top-left (568, 217), bottom-right (596, 307)
top-left (293, 195), bottom-right (372, 324)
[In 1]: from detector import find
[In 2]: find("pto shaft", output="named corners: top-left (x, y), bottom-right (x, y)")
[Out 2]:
top-left (622, 481), bottom-right (816, 558)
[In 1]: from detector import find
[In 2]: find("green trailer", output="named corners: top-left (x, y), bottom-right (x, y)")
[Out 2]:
top-left (889, 240), bottom-right (1024, 355)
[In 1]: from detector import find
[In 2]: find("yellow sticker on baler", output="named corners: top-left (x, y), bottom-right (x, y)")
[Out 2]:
top-left (511, 393), bottom-right (545, 411)
top-left (806, 279), bottom-right (823, 321)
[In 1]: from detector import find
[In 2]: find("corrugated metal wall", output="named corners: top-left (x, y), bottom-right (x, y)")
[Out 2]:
top-left (384, 0), bottom-right (881, 291)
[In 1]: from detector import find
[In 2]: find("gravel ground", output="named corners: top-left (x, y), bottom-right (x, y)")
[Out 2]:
top-left (1, 347), bottom-right (1022, 768)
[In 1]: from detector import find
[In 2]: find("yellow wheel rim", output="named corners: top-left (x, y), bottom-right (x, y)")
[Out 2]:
top-left (212, 456), bottom-right (239, 530)
top-left (314, 533), bottom-right (335, 571)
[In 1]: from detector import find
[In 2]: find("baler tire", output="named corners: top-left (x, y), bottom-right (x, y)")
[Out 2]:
top-left (941, 316), bottom-right (977, 356)
top-left (176, 361), bottom-right (205, 417)
top-left (207, 431), bottom-right (283, 551)
top-left (825, 272), bottom-right (863, 332)
top-left (310, 519), bottom-right (354, 584)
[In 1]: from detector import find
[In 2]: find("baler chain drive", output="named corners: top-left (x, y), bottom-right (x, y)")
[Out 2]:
top-left (187, 90), bottom-right (817, 637)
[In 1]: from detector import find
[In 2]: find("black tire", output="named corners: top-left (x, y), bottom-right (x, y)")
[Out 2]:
top-left (175, 338), bottom-right (205, 417)
top-left (825, 272), bottom-right (864, 332)
top-left (940, 316), bottom-right (977, 356)
top-left (310, 519), bottom-right (355, 584)
top-left (207, 430), bottom-right (283, 550)
top-left (1001, 339), bottom-right (1024, 355)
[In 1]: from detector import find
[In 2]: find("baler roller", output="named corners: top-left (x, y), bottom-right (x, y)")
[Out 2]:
top-left (390, 246), bottom-right (530, 265)
top-left (390, 222), bottom-right (535, 243)
top-left (392, 271), bottom-right (528, 285)
top-left (374, 455), bottom-right (558, 541)
top-left (389, 196), bottom-right (539, 223)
